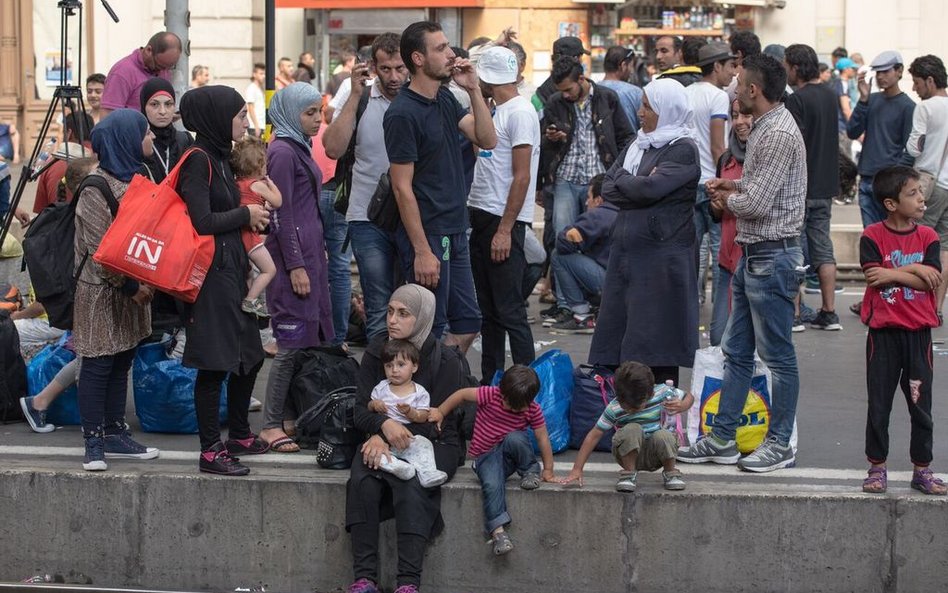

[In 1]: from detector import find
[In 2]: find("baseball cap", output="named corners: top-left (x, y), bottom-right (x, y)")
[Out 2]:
top-left (835, 57), bottom-right (857, 70)
top-left (476, 46), bottom-right (519, 85)
top-left (553, 37), bottom-right (589, 58)
top-left (696, 42), bottom-right (735, 67)
top-left (871, 50), bottom-right (903, 72)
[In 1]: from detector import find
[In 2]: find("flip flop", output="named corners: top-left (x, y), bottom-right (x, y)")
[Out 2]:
top-left (268, 436), bottom-right (300, 453)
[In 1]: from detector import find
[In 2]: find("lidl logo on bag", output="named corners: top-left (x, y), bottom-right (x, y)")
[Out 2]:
top-left (699, 376), bottom-right (771, 453)
top-left (125, 232), bottom-right (164, 271)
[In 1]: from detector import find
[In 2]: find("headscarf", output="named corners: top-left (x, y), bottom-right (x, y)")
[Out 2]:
top-left (623, 78), bottom-right (693, 174)
top-left (90, 109), bottom-right (148, 182)
top-left (139, 77), bottom-right (177, 147)
top-left (268, 82), bottom-right (321, 149)
top-left (389, 284), bottom-right (436, 350)
top-left (180, 85), bottom-right (246, 155)
top-left (728, 120), bottom-right (748, 165)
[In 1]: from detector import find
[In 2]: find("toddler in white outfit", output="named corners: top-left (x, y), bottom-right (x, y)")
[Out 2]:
top-left (368, 339), bottom-right (448, 488)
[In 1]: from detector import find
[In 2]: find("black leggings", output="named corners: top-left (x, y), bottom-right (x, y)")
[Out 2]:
top-left (194, 361), bottom-right (262, 450)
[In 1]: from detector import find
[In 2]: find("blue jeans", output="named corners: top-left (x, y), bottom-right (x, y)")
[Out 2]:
top-left (709, 265), bottom-right (733, 347)
top-left (552, 179), bottom-right (589, 234)
top-left (77, 347), bottom-right (137, 436)
top-left (695, 187), bottom-right (721, 300)
top-left (472, 431), bottom-right (540, 535)
top-left (714, 245), bottom-right (804, 446)
top-left (348, 220), bottom-right (398, 341)
top-left (858, 176), bottom-right (887, 229)
top-left (550, 251), bottom-right (605, 315)
top-left (318, 188), bottom-right (352, 345)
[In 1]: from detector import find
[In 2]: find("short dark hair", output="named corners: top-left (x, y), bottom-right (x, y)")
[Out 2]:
top-left (831, 46), bottom-right (848, 60)
top-left (613, 361), bottom-right (655, 410)
top-left (253, 62), bottom-right (265, 71)
top-left (64, 110), bottom-right (94, 142)
top-left (63, 157), bottom-right (97, 197)
top-left (730, 31), bottom-right (761, 59)
top-left (741, 53), bottom-right (787, 103)
top-left (873, 166), bottom-right (920, 206)
top-left (682, 38), bottom-right (705, 66)
top-left (551, 56), bottom-right (583, 84)
top-left (371, 32), bottom-right (401, 64)
top-left (589, 173), bottom-right (605, 199)
top-left (147, 32), bottom-right (181, 55)
top-left (381, 339), bottom-right (420, 366)
top-left (451, 46), bottom-right (469, 60)
top-left (467, 36), bottom-right (491, 51)
top-left (909, 55), bottom-right (948, 89)
top-left (508, 41), bottom-right (527, 69)
top-left (498, 365), bottom-right (541, 411)
top-left (603, 46), bottom-right (633, 73)
top-left (657, 35), bottom-right (683, 54)
top-left (85, 73), bottom-right (105, 86)
top-left (400, 21), bottom-right (443, 75)
top-left (784, 44), bottom-right (820, 82)
top-left (700, 57), bottom-right (731, 77)
top-left (299, 51), bottom-right (313, 63)
top-left (818, 62), bottom-right (829, 74)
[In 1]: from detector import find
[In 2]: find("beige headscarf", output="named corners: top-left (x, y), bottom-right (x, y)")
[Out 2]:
top-left (389, 284), bottom-right (436, 350)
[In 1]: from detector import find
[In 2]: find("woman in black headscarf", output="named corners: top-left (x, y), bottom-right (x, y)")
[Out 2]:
top-left (177, 85), bottom-right (271, 476)
top-left (139, 77), bottom-right (192, 183)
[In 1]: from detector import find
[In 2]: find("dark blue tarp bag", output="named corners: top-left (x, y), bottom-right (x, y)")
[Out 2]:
top-left (569, 365), bottom-right (615, 452)
top-left (492, 349), bottom-right (573, 454)
top-left (26, 336), bottom-right (80, 426)
top-left (132, 340), bottom-right (227, 433)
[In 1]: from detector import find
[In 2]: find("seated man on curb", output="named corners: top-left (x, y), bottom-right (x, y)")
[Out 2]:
top-left (547, 174), bottom-right (618, 333)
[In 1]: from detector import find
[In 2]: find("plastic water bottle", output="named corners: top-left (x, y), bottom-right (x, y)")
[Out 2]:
top-left (663, 380), bottom-right (680, 431)
top-left (31, 139), bottom-right (57, 175)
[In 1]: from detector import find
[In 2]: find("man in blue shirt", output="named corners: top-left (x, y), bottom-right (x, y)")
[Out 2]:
top-left (598, 46), bottom-right (643, 131)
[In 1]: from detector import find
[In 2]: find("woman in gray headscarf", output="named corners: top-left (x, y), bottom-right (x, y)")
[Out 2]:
top-left (259, 82), bottom-right (334, 452)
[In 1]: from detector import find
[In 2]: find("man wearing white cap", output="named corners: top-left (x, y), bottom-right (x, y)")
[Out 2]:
top-left (847, 50), bottom-right (916, 229)
top-left (468, 46), bottom-right (541, 381)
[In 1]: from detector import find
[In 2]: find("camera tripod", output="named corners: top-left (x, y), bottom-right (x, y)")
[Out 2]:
top-left (0, 0), bottom-right (119, 248)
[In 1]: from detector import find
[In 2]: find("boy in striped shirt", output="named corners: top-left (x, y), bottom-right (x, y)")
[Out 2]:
top-left (561, 361), bottom-right (693, 492)
top-left (428, 365), bottom-right (555, 556)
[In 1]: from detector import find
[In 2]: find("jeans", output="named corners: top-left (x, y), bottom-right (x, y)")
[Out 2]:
top-left (472, 431), bottom-right (540, 535)
top-left (714, 246), bottom-right (803, 446)
top-left (262, 347), bottom-right (297, 431)
top-left (552, 179), bottom-right (589, 234)
top-left (469, 208), bottom-right (535, 381)
top-left (709, 266), bottom-right (734, 347)
top-left (550, 251), bottom-right (605, 315)
top-left (858, 176), bottom-right (887, 229)
top-left (695, 188), bottom-right (721, 300)
top-left (194, 361), bottom-right (261, 450)
top-left (348, 221), bottom-right (398, 341)
top-left (319, 188), bottom-right (351, 345)
top-left (77, 347), bottom-right (137, 436)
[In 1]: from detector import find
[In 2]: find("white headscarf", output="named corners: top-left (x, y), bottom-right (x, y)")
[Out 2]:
top-left (623, 78), bottom-right (694, 174)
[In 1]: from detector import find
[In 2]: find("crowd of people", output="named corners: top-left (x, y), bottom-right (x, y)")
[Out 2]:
top-left (4, 21), bottom-right (948, 593)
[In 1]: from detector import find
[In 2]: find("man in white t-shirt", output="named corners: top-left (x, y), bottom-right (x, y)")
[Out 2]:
top-left (245, 63), bottom-right (266, 137)
top-left (468, 46), bottom-right (541, 381)
top-left (687, 41), bottom-right (736, 305)
top-left (909, 54), bottom-right (948, 318)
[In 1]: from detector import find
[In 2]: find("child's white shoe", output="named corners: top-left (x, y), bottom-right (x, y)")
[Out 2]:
top-left (417, 468), bottom-right (448, 488)
top-left (378, 455), bottom-right (416, 481)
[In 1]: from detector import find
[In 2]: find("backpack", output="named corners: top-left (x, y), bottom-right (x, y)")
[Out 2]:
top-left (430, 341), bottom-right (480, 464)
top-left (288, 345), bottom-right (360, 448)
top-left (22, 174), bottom-right (117, 330)
top-left (293, 386), bottom-right (361, 469)
top-left (331, 90), bottom-right (372, 216)
top-left (0, 312), bottom-right (27, 423)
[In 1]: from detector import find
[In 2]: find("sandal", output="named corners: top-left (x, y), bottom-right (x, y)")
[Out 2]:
top-left (849, 302), bottom-right (861, 316)
top-left (267, 436), bottom-right (300, 453)
top-left (911, 467), bottom-right (948, 495)
top-left (862, 466), bottom-right (887, 493)
top-left (490, 531), bottom-right (513, 556)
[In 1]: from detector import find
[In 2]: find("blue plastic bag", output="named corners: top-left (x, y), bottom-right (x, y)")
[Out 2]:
top-left (26, 337), bottom-right (80, 426)
top-left (492, 349), bottom-right (573, 454)
top-left (132, 341), bottom-right (227, 433)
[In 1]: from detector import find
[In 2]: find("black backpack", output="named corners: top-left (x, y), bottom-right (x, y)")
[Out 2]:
top-left (430, 341), bottom-right (480, 464)
top-left (22, 174), bottom-right (117, 330)
top-left (288, 345), bottom-right (359, 446)
top-left (294, 386), bottom-right (361, 469)
top-left (331, 90), bottom-right (371, 216)
top-left (0, 312), bottom-right (27, 423)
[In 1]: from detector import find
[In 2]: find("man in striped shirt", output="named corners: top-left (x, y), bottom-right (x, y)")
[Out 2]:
top-left (678, 54), bottom-right (806, 473)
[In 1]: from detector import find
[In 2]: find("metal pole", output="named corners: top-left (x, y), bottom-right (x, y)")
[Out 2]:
top-left (164, 0), bottom-right (190, 104)
top-left (265, 0), bottom-right (275, 140)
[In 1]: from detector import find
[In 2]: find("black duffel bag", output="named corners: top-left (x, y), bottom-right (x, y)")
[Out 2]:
top-left (295, 386), bottom-right (361, 469)
top-left (288, 345), bottom-right (359, 442)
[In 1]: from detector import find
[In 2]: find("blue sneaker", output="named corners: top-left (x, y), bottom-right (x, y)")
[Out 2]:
top-left (104, 432), bottom-right (159, 460)
top-left (83, 436), bottom-right (107, 471)
top-left (19, 397), bottom-right (55, 433)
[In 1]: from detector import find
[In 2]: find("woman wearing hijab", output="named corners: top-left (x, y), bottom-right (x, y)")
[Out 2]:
top-left (588, 78), bottom-right (701, 386)
top-left (346, 284), bottom-right (464, 593)
top-left (177, 85), bottom-right (272, 475)
top-left (259, 82), bottom-right (334, 453)
top-left (139, 77), bottom-right (193, 183)
top-left (709, 99), bottom-right (752, 346)
top-left (73, 109), bottom-right (159, 471)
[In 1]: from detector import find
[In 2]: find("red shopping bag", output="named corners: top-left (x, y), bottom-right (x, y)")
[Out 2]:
top-left (93, 148), bottom-right (214, 303)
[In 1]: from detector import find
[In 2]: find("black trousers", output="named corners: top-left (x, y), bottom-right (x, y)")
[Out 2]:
top-left (469, 208), bottom-right (536, 383)
top-left (194, 360), bottom-right (263, 451)
top-left (77, 347), bottom-right (137, 436)
top-left (865, 327), bottom-right (934, 465)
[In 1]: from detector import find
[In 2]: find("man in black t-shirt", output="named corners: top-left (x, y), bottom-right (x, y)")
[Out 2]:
top-left (384, 21), bottom-right (497, 351)
top-left (785, 44), bottom-right (842, 331)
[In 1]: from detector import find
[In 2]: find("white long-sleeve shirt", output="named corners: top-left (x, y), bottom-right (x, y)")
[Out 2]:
top-left (907, 95), bottom-right (948, 190)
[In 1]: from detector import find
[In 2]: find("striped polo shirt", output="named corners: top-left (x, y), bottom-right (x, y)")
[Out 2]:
top-left (468, 386), bottom-right (546, 458)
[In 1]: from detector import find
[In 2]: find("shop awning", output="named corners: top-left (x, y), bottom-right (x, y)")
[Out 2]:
top-left (276, 0), bottom-right (484, 8)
